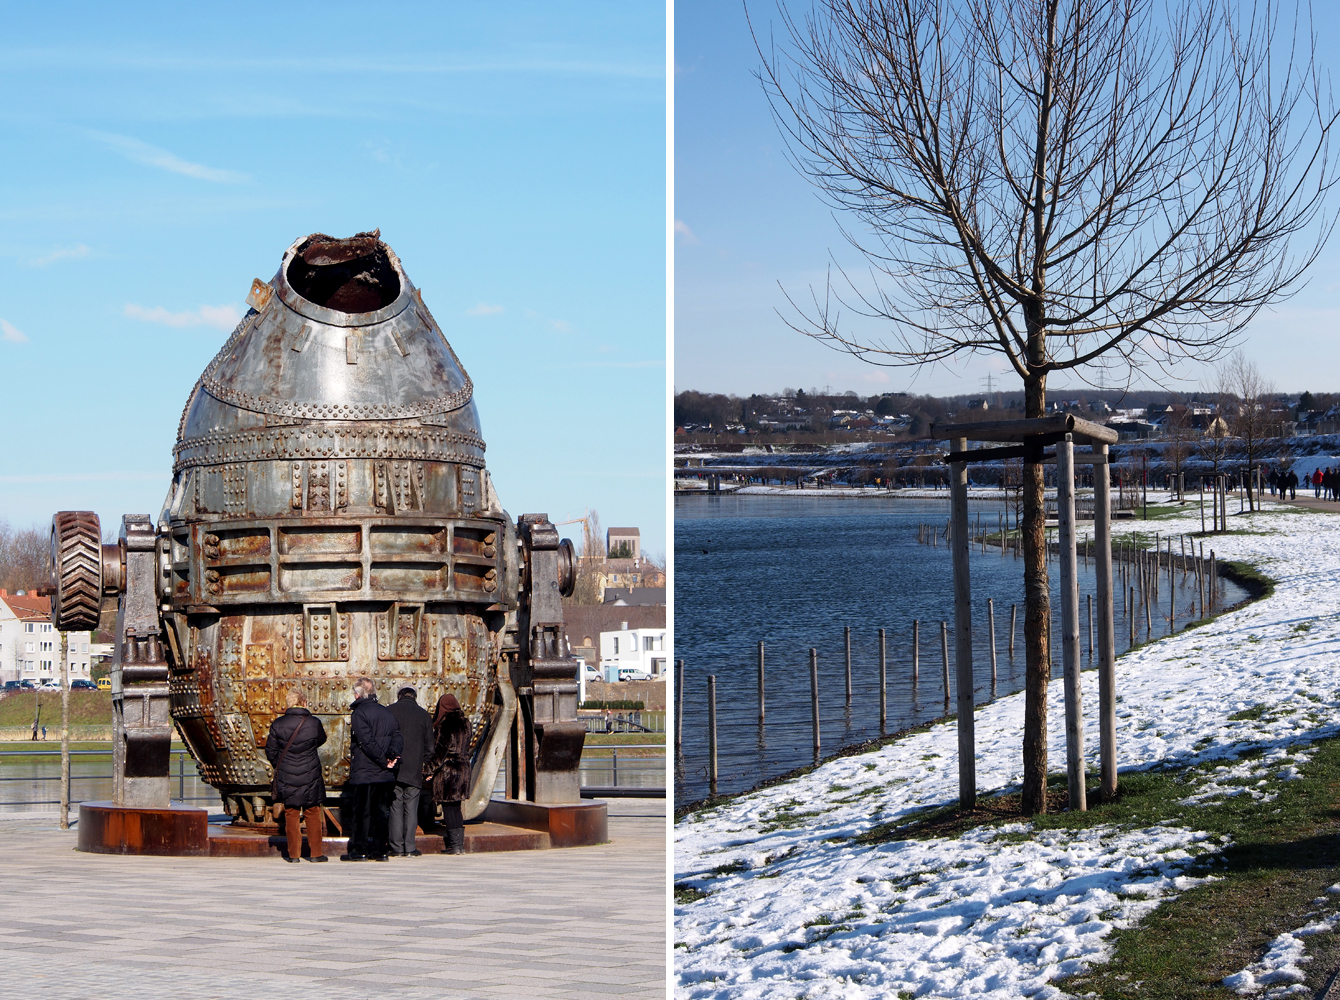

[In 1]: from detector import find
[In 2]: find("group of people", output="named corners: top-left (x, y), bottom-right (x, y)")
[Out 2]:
top-left (1266, 467), bottom-right (1301, 499)
top-left (264, 677), bottom-right (473, 862)
top-left (1265, 466), bottom-right (1340, 501)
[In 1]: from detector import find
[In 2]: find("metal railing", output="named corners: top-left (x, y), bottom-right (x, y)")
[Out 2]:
top-left (0, 746), bottom-right (667, 806)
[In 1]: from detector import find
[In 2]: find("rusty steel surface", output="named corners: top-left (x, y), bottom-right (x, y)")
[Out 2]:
top-left (52, 232), bottom-right (585, 827)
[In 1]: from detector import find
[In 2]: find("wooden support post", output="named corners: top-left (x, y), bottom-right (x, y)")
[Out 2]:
top-left (878, 628), bottom-right (887, 728)
top-left (810, 648), bottom-right (820, 758)
top-left (1010, 604), bottom-right (1017, 658)
top-left (707, 674), bottom-right (718, 797)
top-left (757, 642), bottom-right (765, 723)
top-left (987, 599), bottom-right (997, 696)
top-left (1057, 435), bottom-right (1086, 812)
top-left (1093, 443), bottom-right (1117, 801)
top-left (940, 621), bottom-right (951, 717)
top-left (844, 626), bottom-right (852, 705)
top-left (912, 620), bottom-right (920, 684)
top-left (1129, 585), bottom-right (1136, 646)
top-left (60, 630), bottom-right (69, 829)
top-left (949, 436), bottom-right (976, 808)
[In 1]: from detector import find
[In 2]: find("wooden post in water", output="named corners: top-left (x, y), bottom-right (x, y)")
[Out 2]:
top-left (948, 436), bottom-right (976, 808)
top-left (1092, 442), bottom-right (1117, 801)
top-left (1168, 537), bottom-right (1175, 634)
top-left (1057, 434), bottom-right (1086, 812)
top-left (912, 620), bottom-right (920, 684)
top-left (809, 648), bottom-right (821, 758)
top-left (707, 674), bottom-right (718, 797)
top-left (878, 628), bottom-right (887, 727)
top-left (1010, 604), bottom-right (1017, 658)
top-left (675, 659), bottom-right (684, 755)
top-left (757, 642), bottom-right (765, 723)
top-left (1087, 593), bottom-right (1093, 660)
top-left (844, 626), bottom-right (852, 705)
top-left (60, 629), bottom-right (69, 829)
top-left (940, 621), bottom-right (951, 717)
top-left (1210, 551), bottom-right (1217, 609)
top-left (987, 599), bottom-right (998, 695)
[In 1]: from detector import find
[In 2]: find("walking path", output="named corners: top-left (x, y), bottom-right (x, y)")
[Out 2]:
top-left (0, 800), bottom-right (666, 999)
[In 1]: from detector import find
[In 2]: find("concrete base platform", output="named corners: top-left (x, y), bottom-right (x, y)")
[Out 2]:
top-left (78, 798), bottom-right (607, 857)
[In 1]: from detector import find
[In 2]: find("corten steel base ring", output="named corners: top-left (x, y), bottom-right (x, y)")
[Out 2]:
top-left (77, 802), bottom-right (210, 856)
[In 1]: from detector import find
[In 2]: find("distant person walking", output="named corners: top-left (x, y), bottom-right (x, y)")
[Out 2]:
top-left (1313, 468), bottom-right (1323, 497)
top-left (343, 677), bottom-right (403, 862)
top-left (265, 689), bottom-right (328, 862)
top-left (1287, 469), bottom-right (1299, 500)
top-left (387, 686), bottom-right (434, 858)
top-left (1268, 468), bottom-right (1278, 496)
top-left (425, 693), bottom-right (471, 855)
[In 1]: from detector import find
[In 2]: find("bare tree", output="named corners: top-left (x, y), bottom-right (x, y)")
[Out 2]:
top-left (1163, 404), bottom-right (1194, 499)
top-left (757, 0), bottom-right (1336, 813)
top-left (1219, 352), bottom-right (1276, 510)
top-left (0, 519), bottom-right (48, 594)
top-left (568, 510), bottom-right (607, 607)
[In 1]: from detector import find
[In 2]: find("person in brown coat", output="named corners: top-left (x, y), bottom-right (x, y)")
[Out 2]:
top-left (424, 693), bottom-right (471, 854)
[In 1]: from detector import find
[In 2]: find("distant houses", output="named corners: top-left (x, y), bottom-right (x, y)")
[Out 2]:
top-left (0, 590), bottom-right (93, 686)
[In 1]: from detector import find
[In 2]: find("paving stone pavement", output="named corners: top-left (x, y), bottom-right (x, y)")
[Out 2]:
top-left (0, 800), bottom-right (666, 999)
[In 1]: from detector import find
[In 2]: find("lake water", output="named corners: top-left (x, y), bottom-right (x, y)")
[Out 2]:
top-left (674, 494), bottom-right (1248, 802)
top-left (0, 750), bottom-right (662, 814)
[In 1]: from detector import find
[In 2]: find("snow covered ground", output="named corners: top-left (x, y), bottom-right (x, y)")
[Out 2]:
top-left (675, 498), bottom-right (1340, 998)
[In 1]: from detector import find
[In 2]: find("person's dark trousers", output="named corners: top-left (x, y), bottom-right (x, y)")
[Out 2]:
top-left (389, 782), bottom-right (421, 854)
top-left (349, 783), bottom-right (393, 858)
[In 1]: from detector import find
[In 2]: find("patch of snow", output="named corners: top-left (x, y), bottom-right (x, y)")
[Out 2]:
top-left (1223, 913), bottom-right (1340, 996)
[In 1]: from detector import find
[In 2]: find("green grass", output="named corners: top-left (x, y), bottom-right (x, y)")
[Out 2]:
top-left (822, 734), bottom-right (1340, 999)
top-left (0, 691), bottom-right (111, 727)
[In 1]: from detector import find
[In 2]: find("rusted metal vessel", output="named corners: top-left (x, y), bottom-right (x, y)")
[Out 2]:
top-left (50, 232), bottom-right (584, 823)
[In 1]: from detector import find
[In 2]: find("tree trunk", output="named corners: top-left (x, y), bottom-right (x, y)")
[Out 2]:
top-left (1021, 365), bottom-right (1051, 814)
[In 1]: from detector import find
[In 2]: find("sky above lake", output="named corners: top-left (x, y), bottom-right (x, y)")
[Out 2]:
top-left (0, 2), bottom-right (666, 557)
top-left (675, 0), bottom-right (1340, 401)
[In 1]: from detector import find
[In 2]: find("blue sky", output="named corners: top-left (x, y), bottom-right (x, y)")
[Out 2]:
top-left (0, 2), bottom-right (666, 557)
top-left (676, 1), bottom-right (1340, 401)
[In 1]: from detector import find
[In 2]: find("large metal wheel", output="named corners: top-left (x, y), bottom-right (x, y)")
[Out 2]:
top-left (50, 511), bottom-right (102, 631)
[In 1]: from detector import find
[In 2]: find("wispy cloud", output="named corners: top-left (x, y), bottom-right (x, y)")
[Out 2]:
top-left (550, 319), bottom-right (571, 333)
top-left (1, 319), bottom-right (28, 343)
top-left (675, 219), bottom-right (699, 244)
top-left (90, 131), bottom-right (248, 183)
top-left (31, 244), bottom-right (89, 266)
top-left (466, 302), bottom-right (505, 316)
top-left (0, 471), bottom-right (164, 484)
top-left (558, 359), bottom-right (665, 369)
top-left (124, 303), bottom-right (242, 332)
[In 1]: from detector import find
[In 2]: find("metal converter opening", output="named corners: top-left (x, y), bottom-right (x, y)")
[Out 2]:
top-left (286, 229), bottom-right (402, 313)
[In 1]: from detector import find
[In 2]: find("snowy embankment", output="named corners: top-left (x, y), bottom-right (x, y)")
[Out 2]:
top-left (675, 500), bottom-right (1340, 999)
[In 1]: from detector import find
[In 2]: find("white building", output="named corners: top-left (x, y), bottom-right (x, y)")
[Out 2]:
top-left (0, 591), bottom-right (93, 685)
top-left (598, 622), bottom-right (668, 681)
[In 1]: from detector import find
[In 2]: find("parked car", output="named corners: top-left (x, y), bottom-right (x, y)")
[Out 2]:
top-left (39, 680), bottom-right (62, 691)
top-left (70, 679), bottom-right (97, 691)
top-left (617, 667), bottom-right (651, 682)
top-left (3, 680), bottom-right (19, 691)
top-left (96, 677), bottom-right (111, 691)
top-left (19, 679), bottom-right (37, 690)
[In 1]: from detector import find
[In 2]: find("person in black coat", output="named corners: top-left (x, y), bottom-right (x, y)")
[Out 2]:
top-left (387, 687), bottom-right (434, 858)
top-left (424, 693), bottom-right (471, 855)
top-left (265, 689), bottom-right (328, 862)
top-left (343, 677), bottom-right (403, 862)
